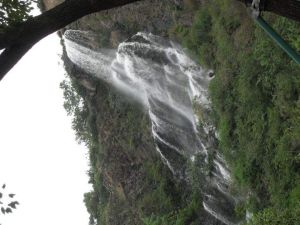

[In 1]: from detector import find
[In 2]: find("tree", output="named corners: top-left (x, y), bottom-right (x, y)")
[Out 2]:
top-left (83, 191), bottom-right (99, 224)
top-left (0, 0), bottom-right (35, 28)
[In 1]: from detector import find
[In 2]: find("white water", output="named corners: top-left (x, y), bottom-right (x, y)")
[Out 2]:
top-left (64, 31), bottom-right (240, 225)
top-left (203, 202), bottom-right (235, 225)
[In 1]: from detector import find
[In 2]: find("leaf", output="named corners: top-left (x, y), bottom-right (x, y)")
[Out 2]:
top-left (5, 207), bottom-right (12, 213)
top-left (8, 194), bottom-right (15, 198)
top-left (1, 207), bottom-right (5, 214)
top-left (8, 201), bottom-right (18, 209)
top-left (2, 184), bottom-right (5, 189)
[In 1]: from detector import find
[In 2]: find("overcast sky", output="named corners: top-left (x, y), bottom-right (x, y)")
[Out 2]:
top-left (0, 34), bottom-right (91, 225)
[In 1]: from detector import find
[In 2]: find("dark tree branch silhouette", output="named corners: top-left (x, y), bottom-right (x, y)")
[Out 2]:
top-left (0, 0), bottom-right (142, 81)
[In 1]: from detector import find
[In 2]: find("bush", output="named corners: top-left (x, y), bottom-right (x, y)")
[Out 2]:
top-left (247, 204), bottom-right (300, 225)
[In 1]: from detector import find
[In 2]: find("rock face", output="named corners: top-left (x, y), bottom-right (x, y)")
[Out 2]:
top-left (42, 0), bottom-right (201, 46)
top-left (62, 50), bottom-right (161, 225)
top-left (42, 0), bottom-right (63, 10)
top-left (64, 30), bottom-right (241, 225)
top-left (58, 2), bottom-right (187, 225)
top-left (57, 1), bottom-right (235, 225)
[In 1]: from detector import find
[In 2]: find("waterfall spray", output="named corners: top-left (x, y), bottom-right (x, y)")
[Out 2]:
top-left (64, 31), bottom-right (241, 225)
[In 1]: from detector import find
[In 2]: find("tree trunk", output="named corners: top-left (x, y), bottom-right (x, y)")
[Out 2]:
top-left (0, 0), bottom-right (142, 81)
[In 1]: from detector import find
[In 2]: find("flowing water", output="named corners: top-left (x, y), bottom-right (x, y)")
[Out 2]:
top-left (64, 30), bottom-right (241, 225)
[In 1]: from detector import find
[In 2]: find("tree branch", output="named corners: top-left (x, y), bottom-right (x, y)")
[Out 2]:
top-left (0, 0), bottom-right (142, 81)
top-left (0, 44), bottom-right (33, 81)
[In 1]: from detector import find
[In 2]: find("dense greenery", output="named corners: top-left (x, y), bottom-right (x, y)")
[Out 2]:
top-left (0, 0), bottom-right (36, 31)
top-left (247, 205), bottom-right (300, 225)
top-left (174, 0), bottom-right (300, 224)
top-left (141, 155), bottom-right (208, 225)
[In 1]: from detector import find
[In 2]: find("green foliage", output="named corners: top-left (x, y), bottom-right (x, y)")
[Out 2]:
top-left (175, 0), bottom-right (300, 222)
top-left (174, 8), bottom-right (214, 68)
top-left (140, 162), bottom-right (181, 217)
top-left (60, 77), bottom-right (94, 145)
top-left (141, 157), bottom-right (204, 225)
top-left (247, 204), bottom-right (300, 225)
top-left (84, 191), bottom-right (99, 219)
top-left (0, 0), bottom-right (36, 31)
top-left (60, 79), bottom-right (83, 116)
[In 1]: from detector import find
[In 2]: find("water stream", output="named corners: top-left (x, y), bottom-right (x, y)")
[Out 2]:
top-left (64, 30), bottom-right (240, 225)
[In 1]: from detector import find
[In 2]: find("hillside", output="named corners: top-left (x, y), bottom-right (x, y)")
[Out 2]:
top-left (44, 0), bottom-right (300, 224)
top-left (174, 0), bottom-right (300, 224)
top-left (56, 1), bottom-right (216, 225)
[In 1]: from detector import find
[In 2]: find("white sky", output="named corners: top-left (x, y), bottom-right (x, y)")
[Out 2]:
top-left (0, 34), bottom-right (91, 225)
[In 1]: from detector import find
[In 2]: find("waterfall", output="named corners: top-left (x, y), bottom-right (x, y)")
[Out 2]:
top-left (64, 30), bottom-right (241, 225)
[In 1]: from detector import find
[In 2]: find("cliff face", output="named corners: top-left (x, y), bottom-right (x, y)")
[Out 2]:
top-left (61, 50), bottom-right (163, 224)
top-left (42, 0), bottom-right (202, 46)
top-left (49, 0), bottom-right (300, 224)
top-left (55, 1), bottom-right (208, 224)
top-left (57, 1), bottom-right (184, 225)
top-left (42, 0), bottom-right (63, 10)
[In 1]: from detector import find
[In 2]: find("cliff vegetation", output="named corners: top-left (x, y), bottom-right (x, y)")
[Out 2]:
top-left (59, 1), bottom-right (214, 225)
top-left (58, 0), bottom-right (300, 224)
top-left (174, 0), bottom-right (300, 224)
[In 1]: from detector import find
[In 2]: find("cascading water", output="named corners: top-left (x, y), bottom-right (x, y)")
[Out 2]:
top-left (64, 30), bottom-right (241, 225)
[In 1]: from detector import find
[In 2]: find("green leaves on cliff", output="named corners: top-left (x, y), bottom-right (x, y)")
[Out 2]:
top-left (141, 160), bottom-right (203, 225)
top-left (247, 204), bottom-right (300, 225)
top-left (60, 79), bottom-right (83, 116)
top-left (174, 0), bottom-right (300, 223)
top-left (60, 78), bottom-right (92, 144)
